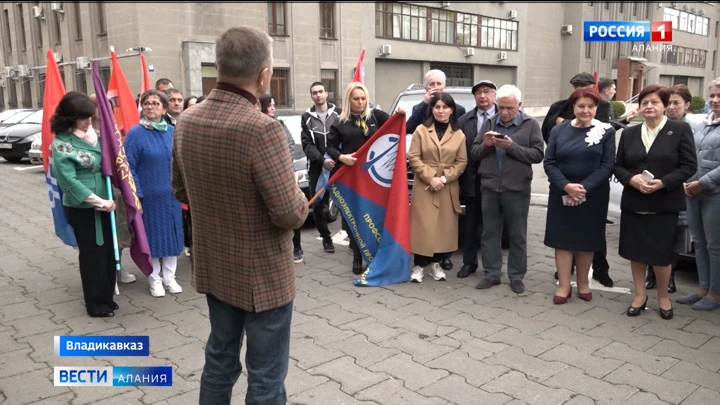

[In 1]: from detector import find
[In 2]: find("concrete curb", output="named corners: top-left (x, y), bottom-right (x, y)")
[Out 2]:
top-left (531, 192), bottom-right (549, 207)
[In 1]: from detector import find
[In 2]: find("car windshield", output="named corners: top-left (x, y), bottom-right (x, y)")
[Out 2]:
top-left (2, 110), bottom-right (34, 124)
top-left (21, 110), bottom-right (43, 124)
top-left (394, 93), bottom-right (477, 124)
top-left (277, 115), bottom-right (305, 160)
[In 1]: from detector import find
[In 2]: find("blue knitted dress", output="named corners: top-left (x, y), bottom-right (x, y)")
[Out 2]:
top-left (124, 123), bottom-right (184, 258)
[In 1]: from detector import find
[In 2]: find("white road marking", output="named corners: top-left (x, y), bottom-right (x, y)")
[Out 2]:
top-left (14, 165), bottom-right (43, 171)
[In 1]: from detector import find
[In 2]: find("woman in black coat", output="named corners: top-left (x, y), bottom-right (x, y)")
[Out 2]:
top-left (614, 84), bottom-right (697, 320)
top-left (326, 82), bottom-right (390, 274)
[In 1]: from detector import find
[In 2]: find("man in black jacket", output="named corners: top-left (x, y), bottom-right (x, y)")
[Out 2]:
top-left (456, 80), bottom-right (498, 278)
top-left (300, 82), bottom-right (342, 253)
top-left (406, 69), bottom-right (467, 136)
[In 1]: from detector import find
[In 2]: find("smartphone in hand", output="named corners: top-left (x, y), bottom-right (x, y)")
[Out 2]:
top-left (641, 170), bottom-right (654, 183)
top-left (493, 134), bottom-right (506, 139)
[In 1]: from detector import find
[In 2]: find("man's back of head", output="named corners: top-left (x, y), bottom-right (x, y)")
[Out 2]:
top-left (215, 26), bottom-right (273, 97)
top-left (598, 78), bottom-right (616, 102)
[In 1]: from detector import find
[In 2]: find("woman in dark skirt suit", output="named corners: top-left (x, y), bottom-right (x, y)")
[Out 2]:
top-left (544, 88), bottom-right (616, 304)
top-left (614, 84), bottom-right (697, 320)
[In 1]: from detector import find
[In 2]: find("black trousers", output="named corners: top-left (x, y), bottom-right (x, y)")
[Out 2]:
top-left (309, 172), bottom-right (331, 239)
top-left (183, 209), bottom-right (192, 248)
top-left (414, 252), bottom-right (452, 267)
top-left (592, 249), bottom-right (609, 274)
top-left (293, 229), bottom-right (301, 250)
top-left (65, 207), bottom-right (116, 316)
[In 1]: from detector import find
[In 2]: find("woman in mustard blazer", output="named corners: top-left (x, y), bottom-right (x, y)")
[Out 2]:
top-left (51, 92), bottom-right (118, 318)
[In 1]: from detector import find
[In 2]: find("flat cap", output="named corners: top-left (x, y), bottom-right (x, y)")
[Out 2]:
top-left (570, 72), bottom-right (595, 85)
top-left (472, 80), bottom-right (497, 94)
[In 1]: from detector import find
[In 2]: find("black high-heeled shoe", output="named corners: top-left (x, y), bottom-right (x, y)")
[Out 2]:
top-left (645, 267), bottom-right (656, 290)
top-left (659, 306), bottom-right (673, 320)
top-left (627, 296), bottom-right (648, 317)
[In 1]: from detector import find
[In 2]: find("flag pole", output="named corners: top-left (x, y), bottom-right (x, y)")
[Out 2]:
top-left (107, 46), bottom-right (121, 295)
top-left (307, 187), bottom-right (325, 207)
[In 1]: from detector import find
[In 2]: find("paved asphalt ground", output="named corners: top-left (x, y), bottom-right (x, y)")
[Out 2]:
top-left (0, 155), bottom-right (718, 405)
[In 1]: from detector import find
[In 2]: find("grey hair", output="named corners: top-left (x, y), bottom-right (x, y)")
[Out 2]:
top-left (423, 69), bottom-right (446, 88)
top-left (496, 84), bottom-right (522, 103)
top-left (216, 26), bottom-right (273, 80)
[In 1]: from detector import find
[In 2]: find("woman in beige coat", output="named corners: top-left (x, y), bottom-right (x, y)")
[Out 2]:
top-left (409, 92), bottom-right (468, 283)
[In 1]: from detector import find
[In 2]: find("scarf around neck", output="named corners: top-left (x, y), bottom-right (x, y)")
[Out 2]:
top-left (72, 126), bottom-right (98, 146)
top-left (352, 114), bottom-right (369, 136)
top-left (140, 116), bottom-right (168, 132)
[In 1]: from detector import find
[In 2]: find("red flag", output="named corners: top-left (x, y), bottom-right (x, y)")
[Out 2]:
top-left (593, 71), bottom-right (599, 93)
top-left (327, 114), bottom-right (410, 287)
top-left (41, 49), bottom-right (77, 246)
top-left (139, 54), bottom-right (151, 96)
top-left (107, 51), bottom-right (140, 139)
top-left (41, 49), bottom-right (66, 172)
top-left (92, 62), bottom-right (154, 277)
top-left (352, 49), bottom-right (366, 83)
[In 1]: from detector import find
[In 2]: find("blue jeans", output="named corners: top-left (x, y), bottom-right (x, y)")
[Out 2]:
top-left (480, 187), bottom-right (530, 282)
top-left (199, 295), bottom-right (293, 405)
top-left (687, 193), bottom-right (720, 294)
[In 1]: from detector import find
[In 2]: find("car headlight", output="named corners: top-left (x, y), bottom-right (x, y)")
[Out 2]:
top-left (295, 169), bottom-right (308, 184)
top-left (30, 133), bottom-right (41, 149)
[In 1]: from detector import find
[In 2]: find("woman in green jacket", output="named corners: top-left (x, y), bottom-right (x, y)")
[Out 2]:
top-left (51, 91), bottom-right (118, 318)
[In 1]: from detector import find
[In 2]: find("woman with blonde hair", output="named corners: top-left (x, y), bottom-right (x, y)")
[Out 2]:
top-left (327, 82), bottom-right (390, 274)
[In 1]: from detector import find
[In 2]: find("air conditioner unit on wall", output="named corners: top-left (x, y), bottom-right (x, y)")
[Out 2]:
top-left (463, 47), bottom-right (475, 57)
top-left (561, 25), bottom-right (573, 35)
top-left (50, 2), bottom-right (64, 12)
top-left (3, 66), bottom-right (14, 78)
top-left (507, 10), bottom-right (518, 19)
top-left (32, 5), bottom-right (44, 19)
top-left (17, 65), bottom-right (32, 78)
top-left (497, 51), bottom-right (507, 61)
top-left (0, 77), bottom-right (5, 88)
top-left (378, 44), bottom-right (392, 56)
top-left (76, 57), bottom-right (91, 70)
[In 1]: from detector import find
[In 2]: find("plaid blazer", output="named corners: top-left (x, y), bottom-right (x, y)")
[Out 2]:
top-left (172, 88), bottom-right (308, 312)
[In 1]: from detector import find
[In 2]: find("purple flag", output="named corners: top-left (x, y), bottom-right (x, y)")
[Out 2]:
top-left (91, 62), bottom-right (153, 277)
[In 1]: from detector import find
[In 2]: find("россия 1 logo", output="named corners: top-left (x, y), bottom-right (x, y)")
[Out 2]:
top-left (583, 21), bottom-right (672, 42)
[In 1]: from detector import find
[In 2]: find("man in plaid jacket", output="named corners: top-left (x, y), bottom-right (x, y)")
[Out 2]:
top-left (172, 26), bottom-right (308, 405)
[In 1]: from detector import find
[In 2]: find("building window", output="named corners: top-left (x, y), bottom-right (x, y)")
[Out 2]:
top-left (585, 42), bottom-right (591, 59)
top-left (2, 10), bottom-right (11, 54)
top-left (74, 2), bottom-right (83, 40)
top-left (618, 2), bottom-right (624, 13)
top-left (375, 3), bottom-right (427, 42)
top-left (456, 12), bottom-right (478, 47)
top-left (33, 2), bottom-right (43, 47)
top-left (22, 79), bottom-right (32, 108)
top-left (429, 62), bottom-right (472, 87)
top-left (8, 81), bottom-right (17, 108)
top-left (665, 7), bottom-right (709, 36)
top-left (76, 69), bottom-right (87, 94)
top-left (632, 3), bottom-right (638, 16)
top-left (713, 50), bottom-right (717, 71)
top-left (201, 64), bottom-right (217, 96)
top-left (271, 68), bottom-right (290, 107)
top-left (16, 4), bottom-right (27, 51)
top-left (320, 69), bottom-right (338, 105)
top-left (601, 42), bottom-right (607, 59)
top-left (0, 87), bottom-right (4, 111)
top-left (37, 73), bottom-right (45, 108)
top-left (661, 45), bottom-right (707, 68)
top-left (604, 2), bottom-right (610, 11)
top-left (268, 2), bottom-right (287, 36)
top-left (319, 2), bottom-right (335, 38)
top-left (98, 65), bottom-right (110, 89)
top-left (431, 9), bottom-right (455, 44)
top-left (97, 2), bottom-right (107, 36)
top-left (52, 10), bottom-right (62, 45)
top-left (481, 17), bottom-right (518, 50)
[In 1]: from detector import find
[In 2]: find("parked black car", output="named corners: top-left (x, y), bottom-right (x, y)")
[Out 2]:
top-left (0, 109), bottom-right (42, 163)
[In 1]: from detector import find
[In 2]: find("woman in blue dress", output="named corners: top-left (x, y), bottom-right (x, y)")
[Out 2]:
top-left (125, 89), bottom-right (184, 297)
top-left (544, 88), bottom-right (616, 304)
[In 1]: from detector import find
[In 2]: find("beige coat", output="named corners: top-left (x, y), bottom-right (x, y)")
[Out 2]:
top-left (409, 124), bottom-right (468, 256)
